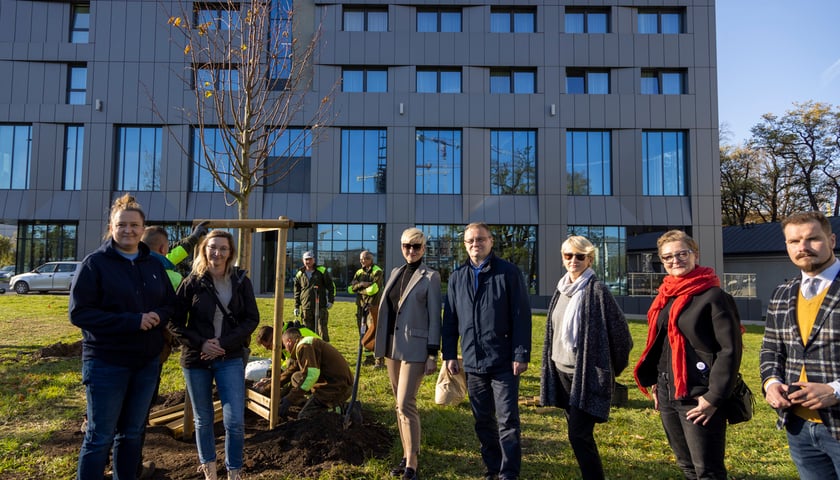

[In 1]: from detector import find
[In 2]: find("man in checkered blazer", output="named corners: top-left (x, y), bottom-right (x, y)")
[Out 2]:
top-left (761, 211), bottom-right (840, 479)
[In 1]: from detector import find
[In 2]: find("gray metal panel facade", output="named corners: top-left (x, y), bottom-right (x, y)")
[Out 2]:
top-left (0, 0), bottom-right (720, 298)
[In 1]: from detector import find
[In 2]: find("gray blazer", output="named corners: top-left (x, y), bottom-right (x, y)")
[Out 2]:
top-left (374, 263), bottom-right (442, 363)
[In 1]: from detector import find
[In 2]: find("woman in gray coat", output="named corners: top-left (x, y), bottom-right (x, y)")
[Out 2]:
top-left (540, 235), bottom-right (633, 480)
top-left (374, 227), bottom-right (442, 480)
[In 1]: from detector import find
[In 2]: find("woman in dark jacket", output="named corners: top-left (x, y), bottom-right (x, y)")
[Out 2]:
top-left (540, 235), bottom-right (632, 480)
top-left (170, 230), bottom-right (259, 480)
top-left (634, 230), bottom-right (742, 480)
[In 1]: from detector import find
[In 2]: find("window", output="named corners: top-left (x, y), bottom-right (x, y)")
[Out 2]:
top-left (566, 69), bottom-right (609, 94)
top-left (565, 8), bottom-right (609, 33)
top-left (416, 129), bottom-right (461, 194)
top-left (567, 130), bottom-right (611, 195)
top-left (16, 222), bottom-right (77, 273)
top-left (266, 128), bottom-right (311, 193)
top-left (344, 7), bottom-right (388, 31)
top-left (194, 2), bottom-right (241, 30)
top-left (67, 65), bottom-right (87, 105)
top-left (568, 225), bottom-right (626, 295)
top-left (192, 127), bottom-right (236, 192)
top-left (195, 66), bottom-right (239, 92)
top-left (116, 127), bottom-right (161, 191)
top-left (638, 9), bottom-right (685, 34)
top-left (490, 7), bottom-right (535, 33)
top-left (309, 223), bottom-right (385, 292)
top-left (342, 68), bottom-right (387, 92)
top-left (491, 130), bottom-right (536, 194)
top-left (417, 8), bottom-right (461, 32)
top-left (417, 69), bottom-right (461, 93)
top-left (642, 131), bottom-right (687, 195)
top-left (490, 69), bottom-right (535, 93)
top-left (269, 0), bottom-right (293, 85)
top-left (0, 125), bottom-right (32, 190)
top-left (70, 4), bottom-right (90, 43)
top-left (641, 69), bottom-right (686, 94)
top-left (341, 129), bottom-right (387, 193)
top-left (418, 224), bottom-right (537, 291)
top-left (64, 125), bottom-right (84, 191)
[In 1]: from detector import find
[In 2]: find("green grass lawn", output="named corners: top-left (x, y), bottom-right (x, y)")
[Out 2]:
top-left (0, 295), bottom-right (797, 479)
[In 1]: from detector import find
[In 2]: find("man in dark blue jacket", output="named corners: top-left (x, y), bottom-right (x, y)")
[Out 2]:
top-left (443, 222), bottom-right (532, 480)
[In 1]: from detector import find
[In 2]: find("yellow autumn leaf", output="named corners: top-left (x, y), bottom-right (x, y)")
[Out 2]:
top-left (205, 91), bottom-right (213, 98)
top-left (241, 44), bottom-right (247, 51)
top-left (184, 44), bottom-right (191, 55)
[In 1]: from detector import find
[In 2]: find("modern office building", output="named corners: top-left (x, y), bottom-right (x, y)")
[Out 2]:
top-left (0, 0), bottom-right (720, 312)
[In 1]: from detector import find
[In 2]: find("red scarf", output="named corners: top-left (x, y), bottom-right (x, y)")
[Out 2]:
top-left (634, 266), bottom-right (720, 399)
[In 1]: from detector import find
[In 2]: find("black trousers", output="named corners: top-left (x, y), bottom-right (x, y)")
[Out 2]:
top-left (559, 372), bottom-right (605, 480)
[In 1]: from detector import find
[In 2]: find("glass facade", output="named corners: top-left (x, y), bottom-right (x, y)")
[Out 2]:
top-left (416, 129), bottom-right (461, 194)
top-left (192, 127), bottom-right (236, 192)
top-left (341, 129), bottom-right (387, 193)
top-left (491, 130), bottom-right (536, 194)
top-left (343, 68), bottom-right (387, 92)
top-left (16, 222), bottom-right (77, 273)
top-left (0, 125), bottom-right (31, 190)
top-left (417, 9), bottom-right (461, 32)
top-left (565, 9), bottom-right (609, 33)
top-left (568, 225), bottom-right (626, 295)
top-left (567, 130), bottom-right (611, 195)
top-left (64, 125), bottom-right (84, 191)
top-left (116, 126), bottom-right (161, 191)
top-left (490, 8), bottom-right (535, 33)
top-left (68, 65), bottom-right (87, 105)
top-left (344, 8), bottom-right (388, 32)
top-left (642, 131), bottom-right (687, 196)
top-left (70, 4), bottom-right (90, 43)
top-left (265, 128), bottom-right (311, 193)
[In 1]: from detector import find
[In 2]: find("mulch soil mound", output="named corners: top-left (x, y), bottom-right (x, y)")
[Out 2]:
top-left (35, 342), bottom-right (394, 479)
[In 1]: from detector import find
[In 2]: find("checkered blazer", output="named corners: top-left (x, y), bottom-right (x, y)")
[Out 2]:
top-left (760, 272), bottom-right (840, 439)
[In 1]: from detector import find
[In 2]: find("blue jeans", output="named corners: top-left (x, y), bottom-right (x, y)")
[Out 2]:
top-left (77, 356), bottom-right (160, 480)
top-left (466, 370), bottom-right (522, 480)
top-left (183, 357), bottom-right (246, 470)
top-left (786, 414), bottom-right (840, 480)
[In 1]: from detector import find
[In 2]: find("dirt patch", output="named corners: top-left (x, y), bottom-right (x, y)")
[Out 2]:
top-left (41, 392), bottom-right (393, 479)
top-left (33, 340), bottom-right (83, 359)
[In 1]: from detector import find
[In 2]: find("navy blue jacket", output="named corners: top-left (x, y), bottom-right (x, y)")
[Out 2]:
top-left (70, 239), bottom-right (176, 368)
top-left (170, 269), bottom-right (260, 368)
top-left (442, 253), bottom-right (532, 373)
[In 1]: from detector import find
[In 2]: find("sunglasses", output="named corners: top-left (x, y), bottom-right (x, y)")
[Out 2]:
top-left (402, 243), bottom-right (423, 251)
top-left (562, 252), bottom-right (587, 261)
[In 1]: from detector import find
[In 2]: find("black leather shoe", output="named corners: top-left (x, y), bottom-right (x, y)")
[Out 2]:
top-left (390, 458), bottom-right (406, 477)
top-left (402, 467), bottom-right (419, 480)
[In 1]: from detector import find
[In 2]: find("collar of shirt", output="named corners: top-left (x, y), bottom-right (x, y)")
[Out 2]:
top-left (470, 256), bottom-right (491, 292)
top-left (801, 257), bottom-right (840, 294)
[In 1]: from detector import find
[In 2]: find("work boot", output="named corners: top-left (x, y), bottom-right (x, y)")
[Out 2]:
top-left (197, 461), bottom-right (218, 480)
top-left (228, 468), bottom-right (243, 480)
top-left (137, 460), bottom-right (155, 479)
top-left (374, 357), bottom-right (385, 369)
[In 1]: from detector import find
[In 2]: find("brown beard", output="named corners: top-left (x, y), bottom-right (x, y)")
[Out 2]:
top-left (800, 254), bottom-right (836, 274)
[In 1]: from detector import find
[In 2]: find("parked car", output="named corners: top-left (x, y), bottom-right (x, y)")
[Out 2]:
top-left (0, 265), bottom-right (14, 281)
top-left (9, 261), bottom-right (82, 294)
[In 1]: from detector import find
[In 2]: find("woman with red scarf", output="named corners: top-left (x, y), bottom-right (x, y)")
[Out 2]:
top-left (634, 230), bottom-right (742, 480)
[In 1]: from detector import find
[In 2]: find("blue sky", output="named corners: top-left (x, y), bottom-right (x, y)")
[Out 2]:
top-left (716, 1), bottom-right (840, 145)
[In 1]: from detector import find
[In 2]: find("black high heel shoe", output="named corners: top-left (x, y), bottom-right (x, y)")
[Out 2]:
top-left (390, 458), bottom-right (406, 477)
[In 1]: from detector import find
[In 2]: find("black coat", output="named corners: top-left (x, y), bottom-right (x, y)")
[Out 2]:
top-left (170, 269), bottom-right (260, 368)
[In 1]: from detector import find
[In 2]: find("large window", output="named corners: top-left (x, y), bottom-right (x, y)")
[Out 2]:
top-left (344, 7), bottom-right (388, 31)
top-left (342, 68), bottom-right (387, 92)
top-left (418, 224), bottom-right (537, 292)
top-left (16, 222), bottom-right (78, 273)
top-left (0, 125), bottom-right (32, 190)
top-left (417, 69), bottom-right (461, 93)
top-left (64, 125), bottom-right (84, 191)
top-left (565, 8), bottom-right (609, 33)
top-left (70, 4), bottom-right (90, 43)
top-left (638, 9), bottom-right (685, 34)
top-left (417, 8), bottom-right (461, 32)
top-left (566, 69), bottom-right (609, 94)
top-left (641, 69), bottom-right (686, 94)
top-left (265, 128), bottom-right (311, 193)
top-left (416, 129), bottom-right (461, 194)
top-left (490, 69), bottom-right (536, 93)
top-left (195, 66), bottom-right (239, 92)
top-left (192, 127), bottom-right (236, 192)
top-left (568, 225), bottom-right (626, 295)
top-left (194, 2), bottom-right (241, 30)
top-left (490, 7), bottom-right (535, 33)
top-left (341, 129), bottom-right (387, 193)
top-left (269, 0), bottom-right (293, 85)
top-left (567, 130), bottom-right (611, 195)
top-left (642, 131), bottom-right (687, 196)
top-left (116, 127), bottom-right (161, 191)
top-left (67, 65), bottom-right (87, 105)
top-left (312, 223), bottom-right (385, 293)
top-left (491, 130), bottom-right (536, 195)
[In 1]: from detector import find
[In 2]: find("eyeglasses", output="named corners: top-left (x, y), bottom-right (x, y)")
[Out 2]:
top-left (402, 243), bottom-right (423, 251)
top-left (659, 250), bottom-right (692, 264)
top-left (206, 246), bottom-right (230, 253)
top-left (464, 236), bottom-right (490, 245)
top-left (563, 252), bottom-right (587, 261)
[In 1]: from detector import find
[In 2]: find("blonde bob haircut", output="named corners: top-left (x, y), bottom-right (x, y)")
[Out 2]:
top-left (561, 235), bottom-right (597, 262)
top-left (400, 227), bottom-right (427, 247)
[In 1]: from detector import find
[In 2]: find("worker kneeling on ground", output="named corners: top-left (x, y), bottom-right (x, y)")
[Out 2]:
top-left (279, 327), bottom-right (353, 420)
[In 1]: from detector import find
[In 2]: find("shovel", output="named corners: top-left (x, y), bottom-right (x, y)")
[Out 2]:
top-left (344, 305), bottom-right (367, 429)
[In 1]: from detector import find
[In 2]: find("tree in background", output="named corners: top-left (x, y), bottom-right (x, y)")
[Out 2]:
top-left (0, 234), bottom-right (14, 266)
top-left (164, 0), bottom-right (333, 272)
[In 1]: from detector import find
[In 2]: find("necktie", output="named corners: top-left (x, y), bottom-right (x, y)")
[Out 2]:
top-left (805, 278), bottom-right (820, 299)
